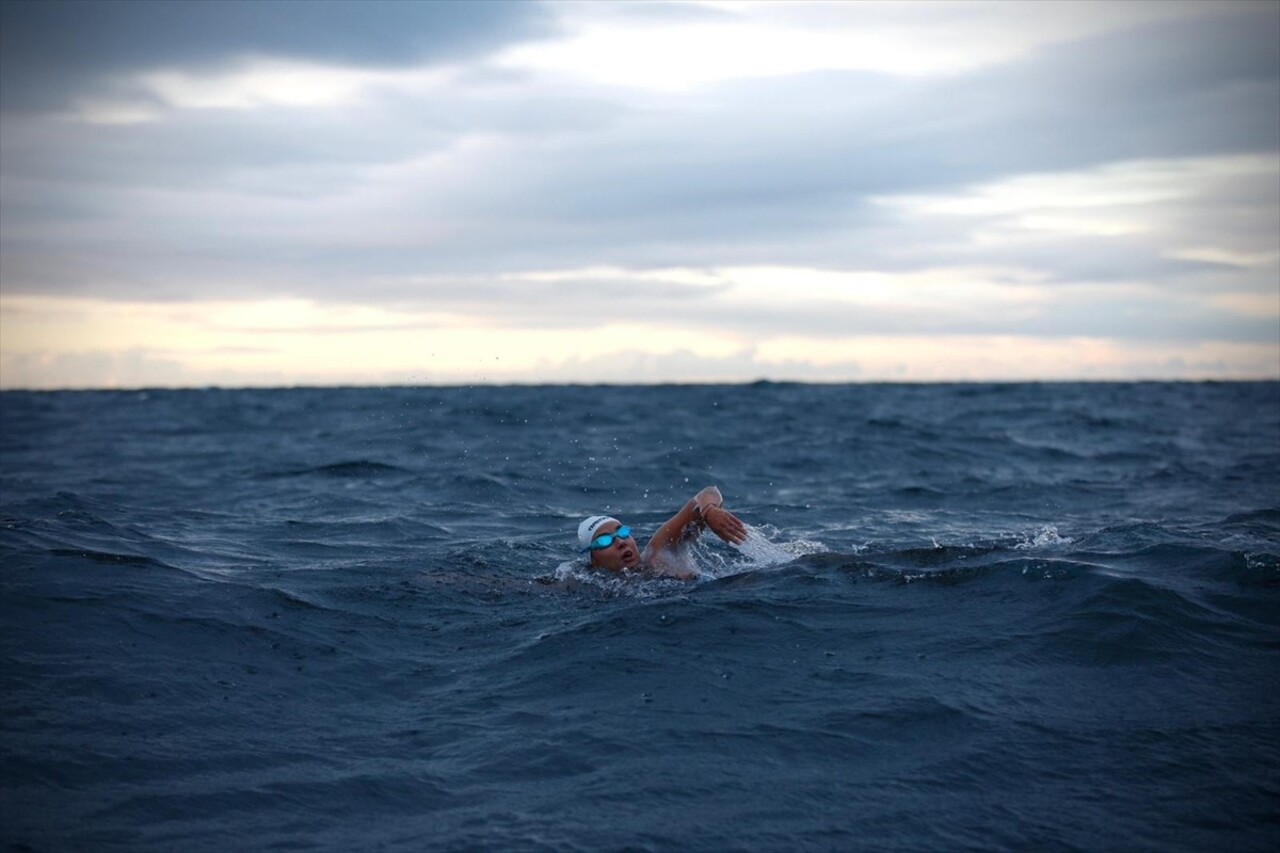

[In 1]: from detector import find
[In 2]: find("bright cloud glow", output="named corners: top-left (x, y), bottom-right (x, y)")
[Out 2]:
top-left (70, 60), bottom-right (458, 124)
top-left (752, 334), bottom-right (1275, 381)
top-left (718, 265), bottom-right (1050, 310)
top-left (874, 155), bottom-right (1277, 229)
top-left (138, 61), bottom-right (382, 110)
top-left (0, 294), bottom-right (750, 387)
top-left (497, 19), bottom-right (958, 88)
top-left (498, 0), bottom-right (1225, 89)
top-left (502, 266), bottom-right (727, 288)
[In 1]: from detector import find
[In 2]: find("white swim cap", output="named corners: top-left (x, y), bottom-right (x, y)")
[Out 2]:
top-left (578, 515), bottom-right (620, 548)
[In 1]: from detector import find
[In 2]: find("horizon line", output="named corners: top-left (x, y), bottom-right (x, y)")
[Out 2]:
top-left (3, 376), bottom-right (1278, 393)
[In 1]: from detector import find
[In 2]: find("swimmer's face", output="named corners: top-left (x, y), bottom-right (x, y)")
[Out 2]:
top-left (588, 520), bottom-right (641, 571)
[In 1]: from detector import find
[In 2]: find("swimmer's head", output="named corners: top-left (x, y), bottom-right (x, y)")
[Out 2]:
top-left (577, 515), bottom-right (641, 571)
top-left (578, 515), bottom-right (618, 549)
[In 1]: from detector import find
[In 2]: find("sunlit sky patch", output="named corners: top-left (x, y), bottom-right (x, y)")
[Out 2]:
top-left (1, 0), bottom-right (1276, 388)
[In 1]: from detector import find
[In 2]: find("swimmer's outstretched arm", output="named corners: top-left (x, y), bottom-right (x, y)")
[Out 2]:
top-left (642, 485), bottom-right (748, 565)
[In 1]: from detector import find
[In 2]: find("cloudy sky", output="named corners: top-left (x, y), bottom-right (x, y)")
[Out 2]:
top-left (1, 0), bottom-right (1277, 388)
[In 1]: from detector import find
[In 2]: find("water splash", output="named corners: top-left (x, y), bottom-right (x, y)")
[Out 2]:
top-left (734, 526), bottom-right (800, 567)
top-left (1014, 525), bottom-right (1073, 550)
top-left (692, 525), bottom-right (828, 579)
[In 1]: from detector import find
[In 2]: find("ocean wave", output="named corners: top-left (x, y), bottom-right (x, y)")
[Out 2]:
top-left (260, 460), bottom-right (413, 479)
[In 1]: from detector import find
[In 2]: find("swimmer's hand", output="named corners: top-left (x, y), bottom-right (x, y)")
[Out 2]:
top-left (694, 485), bottom-right (723, 512)
top-left (702, 504), bottom-right (748, 546)
top-left (692, 486), bottom-right (747, 546)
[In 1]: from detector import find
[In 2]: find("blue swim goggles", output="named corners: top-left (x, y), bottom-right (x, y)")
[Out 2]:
top-left (583, 525), bottom-right (631, 552)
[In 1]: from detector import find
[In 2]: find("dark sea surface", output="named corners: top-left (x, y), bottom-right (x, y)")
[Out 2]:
top-left (2, 382), bottom-right (1278, 852)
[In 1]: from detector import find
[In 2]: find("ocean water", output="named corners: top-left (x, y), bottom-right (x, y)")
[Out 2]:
top-left (1, 382), bottom-right (1277, 852)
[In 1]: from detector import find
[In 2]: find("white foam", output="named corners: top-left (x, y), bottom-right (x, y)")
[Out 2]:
top-left (1013, 525), bottom-right (1073, 550)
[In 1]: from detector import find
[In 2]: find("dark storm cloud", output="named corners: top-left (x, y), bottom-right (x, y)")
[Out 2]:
top-left (0, 0), bottom-right (556, 110)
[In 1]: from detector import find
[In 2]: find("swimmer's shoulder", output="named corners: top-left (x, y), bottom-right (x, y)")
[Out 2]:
top-left (639, 561), bottom-right (696, 581)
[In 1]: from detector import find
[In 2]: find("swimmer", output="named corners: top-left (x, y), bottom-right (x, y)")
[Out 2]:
top-left (577, 485), bottom-right (748, 580)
